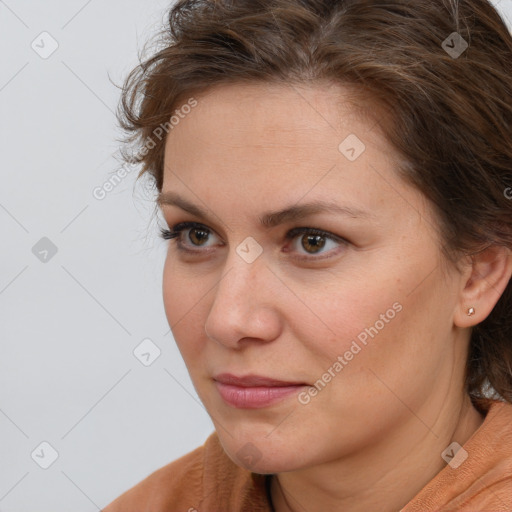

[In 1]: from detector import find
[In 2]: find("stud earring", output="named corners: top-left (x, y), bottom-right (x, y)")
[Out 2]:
top-left (467, 307), bottom-right (475, 316)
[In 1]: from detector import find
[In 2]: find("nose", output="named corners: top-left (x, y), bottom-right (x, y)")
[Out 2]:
top-left (204, 252), bottom-right (283, 349)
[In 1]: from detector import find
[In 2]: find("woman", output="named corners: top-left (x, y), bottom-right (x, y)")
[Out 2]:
top-left (103, 0), bottom-right (512, 510)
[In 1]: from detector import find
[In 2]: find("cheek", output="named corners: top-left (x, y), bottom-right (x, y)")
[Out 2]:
top-left (313, 272), bottom-right (451, 412)
top-left (290, 269), bottom-right (404, 362)
top-left (162, 257), bottom-right (182, 323)
top-left (291, 250), bottom-right (444, 381)
top-left (162, 254), bottom-right (207, 321)
top-left (162, 257), bottom-right (208, 360)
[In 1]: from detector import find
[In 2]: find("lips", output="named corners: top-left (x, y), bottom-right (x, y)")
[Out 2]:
top-left (213, 373), bottom-right (308, 409)
top-left (214, 373), bottom-right (307, 387)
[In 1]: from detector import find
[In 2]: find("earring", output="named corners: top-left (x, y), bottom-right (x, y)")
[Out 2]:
top-left (467, 307), bottom-right (475, 316)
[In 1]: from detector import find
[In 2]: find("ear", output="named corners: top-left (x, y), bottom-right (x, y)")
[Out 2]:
top-left (454, 245), bottom-right (512, 328)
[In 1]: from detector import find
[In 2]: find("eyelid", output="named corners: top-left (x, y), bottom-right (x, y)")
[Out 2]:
top-left (160, 221), bottom-right (348, 260)
top-left (283, 226), bottom-right (348, 261)
top-left (162, 221), bottom-right (223, 250)
top-left (285, 226), bottom-right (345, 243)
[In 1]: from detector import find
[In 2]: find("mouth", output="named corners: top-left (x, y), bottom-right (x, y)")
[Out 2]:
top-left (213, 373), bottom-right (309, 409)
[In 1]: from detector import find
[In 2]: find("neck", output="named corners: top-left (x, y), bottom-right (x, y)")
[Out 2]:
top-left (270, 394), bottom-right (485, 512)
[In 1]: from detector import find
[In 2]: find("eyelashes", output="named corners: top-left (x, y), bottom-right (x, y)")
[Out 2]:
top-left (160, 222), bottom-right (201, 241)
top-left (159, 221), bottom-right (348, 260)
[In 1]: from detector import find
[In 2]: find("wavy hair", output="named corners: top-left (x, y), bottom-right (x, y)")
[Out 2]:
top-left (116, 0), bottom-right (512, 414)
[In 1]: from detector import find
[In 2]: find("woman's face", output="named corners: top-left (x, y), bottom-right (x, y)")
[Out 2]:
top-left (160, 82), bottom-right (469, 473)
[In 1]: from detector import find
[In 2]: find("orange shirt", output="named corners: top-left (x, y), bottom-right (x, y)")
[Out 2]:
top-left (102, 399), bottom-right (512, 511)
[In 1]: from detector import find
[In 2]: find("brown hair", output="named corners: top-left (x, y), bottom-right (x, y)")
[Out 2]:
top-left (117, 0), bottom-right (512, 414)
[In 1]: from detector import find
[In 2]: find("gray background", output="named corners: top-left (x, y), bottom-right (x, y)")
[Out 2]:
top-left (0, 1), bottom-right (511, 510)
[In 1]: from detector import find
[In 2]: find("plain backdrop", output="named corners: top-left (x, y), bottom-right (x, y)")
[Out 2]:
top-left (0, 1), bottom-right (511, 510)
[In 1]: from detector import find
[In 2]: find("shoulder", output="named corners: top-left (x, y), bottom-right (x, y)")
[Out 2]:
top-left (101, 431), bottom-right (270, 512)
top-left (403, 399), bottom-right (512, 511)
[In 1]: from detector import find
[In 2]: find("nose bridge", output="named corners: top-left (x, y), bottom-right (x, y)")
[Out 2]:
top-left (213, 249), bottom-right (267, 315)
top-left (204, 247), bottom-right (280, 345)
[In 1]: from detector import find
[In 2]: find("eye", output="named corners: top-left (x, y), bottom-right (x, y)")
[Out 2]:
top-left (284, 227), bottom-right (347, 260)
top-left (159, 222), bottom-right (348, 260)
top-left (159, 222), bottom-right (221, 252)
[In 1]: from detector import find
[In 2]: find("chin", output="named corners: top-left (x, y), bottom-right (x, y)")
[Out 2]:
top-left (229, 446), bottom-right (303, 474)
top-left (215, 427), bottom-right (311, 474)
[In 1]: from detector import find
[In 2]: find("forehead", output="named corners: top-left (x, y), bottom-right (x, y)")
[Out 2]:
top-left (164, 82), bottom-right (394, 176)
top-left (170, 81), bottom-right (378, 143)
top-left (160, 81), bottom-right (431, 233)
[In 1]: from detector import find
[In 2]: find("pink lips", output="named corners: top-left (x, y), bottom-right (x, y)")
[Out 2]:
top-left (213, 373), bottom-right (307, 409)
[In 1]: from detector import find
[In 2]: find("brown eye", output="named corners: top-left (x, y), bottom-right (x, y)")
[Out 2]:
top-left (160, 222), bottom-right (222, 251)
top-left (300, 234), bottom-right (327, 254)
top-left (188, 227), bottom-right (210, 246)
top-left (285, 227), bottom-right (348, 260)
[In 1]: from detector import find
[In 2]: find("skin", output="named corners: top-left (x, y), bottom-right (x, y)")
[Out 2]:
top-left (158, 82), bottom-right (512, 512)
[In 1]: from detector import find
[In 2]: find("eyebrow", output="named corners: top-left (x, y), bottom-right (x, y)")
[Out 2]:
top-left (157, 191), bottom-right (373, 228)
